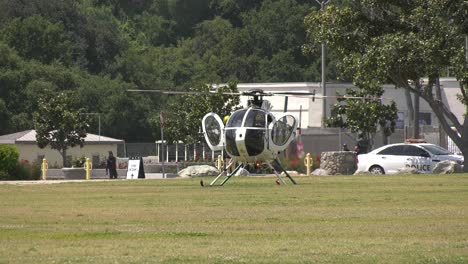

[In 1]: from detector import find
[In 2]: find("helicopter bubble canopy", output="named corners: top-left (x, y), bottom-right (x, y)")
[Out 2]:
top-left (202, 108), bottom-right (298, 162)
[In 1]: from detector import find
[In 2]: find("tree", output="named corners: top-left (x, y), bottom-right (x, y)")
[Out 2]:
top-left (0, 99), bottom-right (9, 135)
top-left (162, 82), bottom-right (240, 144)
top-left (326, 82), bottom-right (397, 150)
top-left (1, 15), bottom-right (72, 65)
top-left (33, 89), bottom-right (89, 167)
top-left (304, 0), bottom-right (468, 170)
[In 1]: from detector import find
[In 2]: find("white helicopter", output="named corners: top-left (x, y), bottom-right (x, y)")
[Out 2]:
top-left (202, 89), bottom-right (306, 186)
top-left (128, 87), bottom-right (390, 186)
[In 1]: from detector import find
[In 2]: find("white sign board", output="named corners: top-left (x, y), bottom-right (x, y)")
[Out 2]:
top-left (126, 159), bottom-right (140, 179)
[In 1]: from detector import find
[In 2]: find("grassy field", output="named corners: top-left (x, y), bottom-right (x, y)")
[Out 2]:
top-left (0, 175), bottom-right (467, 263)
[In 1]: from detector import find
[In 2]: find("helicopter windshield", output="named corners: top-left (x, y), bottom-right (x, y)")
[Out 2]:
top-left (244, 109), bottom-right (266, 128)
top-left (226, 110), bottom-right (246, 128)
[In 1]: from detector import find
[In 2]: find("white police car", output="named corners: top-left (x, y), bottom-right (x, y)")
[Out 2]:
top-left (357, 143), bottom-right (463, 174)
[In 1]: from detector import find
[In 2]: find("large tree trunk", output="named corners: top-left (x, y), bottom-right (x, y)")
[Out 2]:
top-left (461, 116), bottom-right (468, 172)
top-left (61, 148), bottom-right (67, 168)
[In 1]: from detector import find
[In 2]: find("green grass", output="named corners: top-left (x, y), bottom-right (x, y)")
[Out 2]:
top-left (0, 175), bottom-right (467, 263)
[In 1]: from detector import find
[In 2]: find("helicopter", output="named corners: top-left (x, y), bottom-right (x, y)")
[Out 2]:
top-left (128, 87), bottom-right (391, 186)
top-left (202, 89), bottom-right (307, 186)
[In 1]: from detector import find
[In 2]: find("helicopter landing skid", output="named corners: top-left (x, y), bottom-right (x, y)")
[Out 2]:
top-left (267, 158), bottom-right (297, 185)
top-left (209, 161), bottom-right (244, 186)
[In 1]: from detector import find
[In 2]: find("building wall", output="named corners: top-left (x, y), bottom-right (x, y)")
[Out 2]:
top-left (16, 143), bottom-right (118, 168)
top-left (236, 79), bottom-right (464, 128)
top-left (237, 82), bottom-right (321, 129)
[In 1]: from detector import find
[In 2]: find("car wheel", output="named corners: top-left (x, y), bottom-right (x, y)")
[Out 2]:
top-left (369, 165), bottom-right (385, 175)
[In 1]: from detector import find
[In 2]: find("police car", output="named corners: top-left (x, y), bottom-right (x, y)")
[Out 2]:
top-left (356, 142), bottom-right (463, 174)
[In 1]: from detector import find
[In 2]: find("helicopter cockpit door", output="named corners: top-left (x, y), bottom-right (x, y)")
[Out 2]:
top-left (202, 113), bottom-right (225, 151)
top-left (269, 113), bottom-right (298, 152)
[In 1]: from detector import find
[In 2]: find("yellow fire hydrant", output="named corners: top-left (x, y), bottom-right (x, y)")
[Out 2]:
top-left (84, 158), bottom-right (92, 180)
top-left (41, 158), bottom-right (48, 180)
top-left (216, 155), bottom-right (224, 172)
top-left (304, 153), bottom-right (313, 176)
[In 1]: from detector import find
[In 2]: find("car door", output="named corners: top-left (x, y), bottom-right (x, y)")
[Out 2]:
top-left (202, 113), bottom-right (225, 151)
top-left (404, 145), bottom-right (432, 173)
top-left (268, 113), bottom-right (298, 152)
top-left (376, 145), bottom-right (409, 173)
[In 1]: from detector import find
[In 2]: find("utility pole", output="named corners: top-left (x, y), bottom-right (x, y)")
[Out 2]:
top-left (315, 0), bottom-right (331, 128)
top-left (160, 112), bottom-right (165, 178)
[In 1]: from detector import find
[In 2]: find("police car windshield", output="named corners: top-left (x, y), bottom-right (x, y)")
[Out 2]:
top-left (420, 144), bottom-right (450, 155)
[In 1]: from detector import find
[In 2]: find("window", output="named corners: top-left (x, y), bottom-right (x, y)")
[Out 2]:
top-left (419, 113), bottom-right (431, 126)
top-left (92, 155), bottom-right (100, 167)
top-left (404, 145), bottom-right (430, 157)
top-left (395, 112), bottom-right (405, 129)
top-left (244, 109), bottom-right (266, 128)
top-left (204, 115), bottom-right (222, 146)
top-left (420, 144), bottom-right (450, 155)
top-left (226, 110), bottom-right (246, 128)
top-left (271, 115), bottom-right (296, 146)
top-left (225, 130), bottom-right (239, 156)
top-left (245, 129), bottom-right (265, 156)
top-left (378, 145), bottom-right (406, 155)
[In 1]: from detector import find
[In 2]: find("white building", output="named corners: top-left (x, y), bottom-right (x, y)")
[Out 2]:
top-left (235, 78), bottom-right (464, 129)
top-left (0, 130), bottom-right (124, 168)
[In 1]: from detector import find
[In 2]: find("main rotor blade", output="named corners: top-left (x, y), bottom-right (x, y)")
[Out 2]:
top-left (127, 89), bottom-right (392, 101)
top-left (281, 94), bottom-right (393, 101)
top-left (269, 91), bottom-right (317, 96)
top-left (290, 95), bottom-right (395, 101)
top-left (127, 89), bottom-right (241, 96)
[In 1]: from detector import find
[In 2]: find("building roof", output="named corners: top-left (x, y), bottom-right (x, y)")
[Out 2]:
top-left (0, 130), bottom-right (124, 144)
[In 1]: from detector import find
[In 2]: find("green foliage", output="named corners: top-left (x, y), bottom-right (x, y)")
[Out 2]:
top-left (0, 159), bottom-right (42, 181)
top-left (0, 0), bottom-right (327, 144)
top-left (1, 15), bottom-right (72, 65)
top-left (71, 156), bottom-right (86, 168)
top-left (0, 170), bottom-right (9, 180)
top-left (0, 144), bottom-right (19, 175)
top-left (163, 82), bottom-right (240, 144)
top-left (304, 0), bottom-right (468, 157)
top-left (0, 99), bottom-right (8, 135)
top-left (326, 83), bottom-right (398, 138)
top-left (12, 160), bottom-right (41, 181)
top-left (33, 89), bottom-right (88, 167)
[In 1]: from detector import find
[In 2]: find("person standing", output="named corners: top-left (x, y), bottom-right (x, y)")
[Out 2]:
top-left (106, 151), bottom-right (118, 179)
top-left (356, 132), bottom-right (369, 154)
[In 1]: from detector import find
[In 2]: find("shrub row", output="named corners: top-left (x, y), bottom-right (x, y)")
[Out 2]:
top-left (0, 145), bottom-right (41, 181)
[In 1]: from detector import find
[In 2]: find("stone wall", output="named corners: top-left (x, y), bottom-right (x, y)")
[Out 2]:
top-left (320, 151), bottom-right (357, 175)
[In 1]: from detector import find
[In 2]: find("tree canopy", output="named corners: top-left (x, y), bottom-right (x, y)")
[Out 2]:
top-left (304, 0), bottom-right (468, 168)
top-left (33, 89), bottom-right (89, 167)
top-left (163, 82), bottom-right (240, 144)
top-left (0, 0), bottom-right (326, 143)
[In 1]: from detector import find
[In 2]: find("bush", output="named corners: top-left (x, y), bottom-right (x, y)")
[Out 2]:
top-left (72, 156), bottom-right (86, 167)
top-left (0, 170), bottom-right (10, 180)
top-left (0, 145), bottom-right (19, 175)
top-left (14, 162), bottom-right (32, 180)
top-left (0, 160), bottom-right (42, 181)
